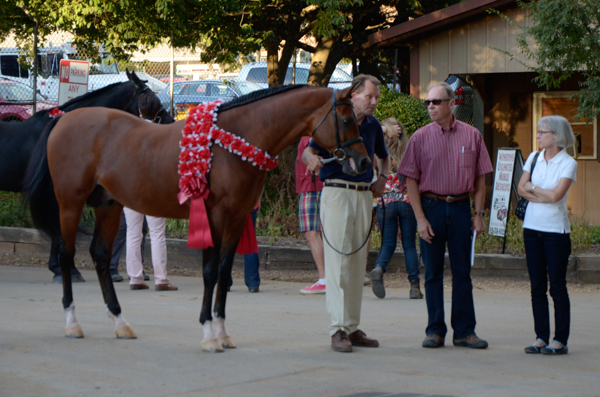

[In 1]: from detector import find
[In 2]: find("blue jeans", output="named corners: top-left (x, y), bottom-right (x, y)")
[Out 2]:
top-left (523, 228), bottom-right (571, 346)
top-left (244, 208), bottom-right (261, 289)
top-left (229, 209), bottom-right (260, 290)
top-left (420, 196), bottom-right (475, 339)
top-left (375, 201), bottom-right (420, 282)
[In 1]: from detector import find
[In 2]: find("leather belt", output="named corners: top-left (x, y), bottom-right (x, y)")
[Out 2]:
top-left (422, 192), bottom-right (469, 203)
top-left (324, 182), bottom-right (371, 191)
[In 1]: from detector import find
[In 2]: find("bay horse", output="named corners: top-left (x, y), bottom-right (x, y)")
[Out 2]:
top-left (0, 71), bottom-right (173, 276)
top-left (25, 83), bottom-right (371, 351)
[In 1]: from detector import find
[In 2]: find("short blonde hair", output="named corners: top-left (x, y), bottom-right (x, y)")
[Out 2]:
top-left (537, 115), bottom-right (575, 149)
top-left (352, 74), bottom-right (381, 93)
top-left (427, 82), bottom-right (454, 100)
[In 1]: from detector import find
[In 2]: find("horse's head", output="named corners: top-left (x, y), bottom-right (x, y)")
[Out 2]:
top-left (126, 70), bottom-right (174, 124)
top-left (311, 84), bottom-right (371, 175)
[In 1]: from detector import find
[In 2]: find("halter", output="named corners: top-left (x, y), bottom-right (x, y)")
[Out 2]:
top-left (312, 89), bottom-right (362, 162)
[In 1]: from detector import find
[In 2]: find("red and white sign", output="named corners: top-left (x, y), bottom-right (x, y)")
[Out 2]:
top-left (58, 60), bottom-right (90, 105)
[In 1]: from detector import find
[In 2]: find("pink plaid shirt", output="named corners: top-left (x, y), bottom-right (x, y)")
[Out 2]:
top-left (398, 119), bottom-right (493, 195)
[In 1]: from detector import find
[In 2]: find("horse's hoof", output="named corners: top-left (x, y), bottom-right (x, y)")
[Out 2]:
top-left (218, 336), bottom-right (236, 349)
top-left (65, 324), bottom-right (84, 338)
top-left (115, 325), bottom-right (137, 339)
top-left (202, 338), bottom-right (224, 353)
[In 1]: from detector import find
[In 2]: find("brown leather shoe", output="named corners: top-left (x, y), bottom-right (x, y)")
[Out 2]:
top-left (331, 330), bottom-right (352, 352)
top-left (422, 334), bottom-right (445, 348)
top-left (348, 329), bottom-right (379, 347)
top-left (130, 283), bottom-right (149, 290)
top-left (155, 283), bottom-right (178, 291)
top-left (453, 334), bottom-right (488, 349)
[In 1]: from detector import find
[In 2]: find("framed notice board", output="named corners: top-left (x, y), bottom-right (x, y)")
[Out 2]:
top-left (489, 148), bottom-right (524, 239)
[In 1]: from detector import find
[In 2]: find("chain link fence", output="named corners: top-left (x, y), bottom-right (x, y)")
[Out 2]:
top-left (1, 32), bottom-right (413, 123)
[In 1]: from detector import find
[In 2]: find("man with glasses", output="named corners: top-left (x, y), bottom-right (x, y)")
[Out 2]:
top-left (398, 82), bottom-right (493, 349)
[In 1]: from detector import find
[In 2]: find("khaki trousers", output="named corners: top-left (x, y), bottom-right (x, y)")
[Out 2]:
top-left (320, 179), bottom-right (373, 336)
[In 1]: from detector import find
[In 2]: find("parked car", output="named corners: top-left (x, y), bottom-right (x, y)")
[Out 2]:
top-left (445, 74), bottom-right (474, 124)
top-left (154, 74), bottom-right (188, 83)
top-left (237, 62), bottom-right (352, 89)
top-left (0, 78), bottom-right (57, 122)
top-left (157, 79), bottom-right (262, 120)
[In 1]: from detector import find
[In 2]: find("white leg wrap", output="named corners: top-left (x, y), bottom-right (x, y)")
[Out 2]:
top-left (213, 317), bottom-right (228, 338)
top-left (64, 303), bottom-right (79, 327)
top-left (106, 307), bottom-right (130, 331)
top-left (202, 320), bottom-right (215, 343)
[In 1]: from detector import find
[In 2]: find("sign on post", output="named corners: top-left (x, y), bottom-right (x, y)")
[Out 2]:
top-left (489, 148), bottom-right (523, 238)
top-left (58, 60), bottom-right (90, 105)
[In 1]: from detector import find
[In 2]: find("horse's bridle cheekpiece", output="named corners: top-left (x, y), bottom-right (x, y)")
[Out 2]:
top-left (312, 89), bottom-right (362, 163)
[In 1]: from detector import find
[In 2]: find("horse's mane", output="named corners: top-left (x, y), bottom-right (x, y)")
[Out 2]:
top-left (57, 81), bottom-right (134, 110)
top-left (217, 84), bottom-right (308, 113)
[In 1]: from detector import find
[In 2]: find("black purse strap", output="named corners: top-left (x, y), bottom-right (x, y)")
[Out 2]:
top-left (529, 151), bottom-right (541, 181)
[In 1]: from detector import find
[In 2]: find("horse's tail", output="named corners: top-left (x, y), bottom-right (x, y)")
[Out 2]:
top-left (23, 116), bottom-right (62, 241)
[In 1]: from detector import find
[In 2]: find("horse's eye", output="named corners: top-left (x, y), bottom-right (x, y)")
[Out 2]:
top-left (343, 118), bottom-right (352, 125)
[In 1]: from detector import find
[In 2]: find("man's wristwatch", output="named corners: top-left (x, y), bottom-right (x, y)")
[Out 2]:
top-left (475, 211), bottom-right (486, 218)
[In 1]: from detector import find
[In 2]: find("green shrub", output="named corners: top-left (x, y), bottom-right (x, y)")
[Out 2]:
top-left (0, 191), bottom-right (32, 228)
top-left (374, 86), bottom-right (431, 137)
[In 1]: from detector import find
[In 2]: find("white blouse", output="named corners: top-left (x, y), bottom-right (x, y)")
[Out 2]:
top-left (522, 149), bottom-right (577, 233)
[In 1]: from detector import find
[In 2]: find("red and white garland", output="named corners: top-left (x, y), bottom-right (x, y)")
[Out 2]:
top-left (49, 108), bottom-right (65, 118)
top-left (177, 100), bottom-right (278, 200)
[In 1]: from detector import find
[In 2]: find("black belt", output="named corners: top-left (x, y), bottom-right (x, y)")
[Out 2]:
top-left (422, 192), bottom-right (469, 203)
top-left (324, 182), bottom-right (371, 191)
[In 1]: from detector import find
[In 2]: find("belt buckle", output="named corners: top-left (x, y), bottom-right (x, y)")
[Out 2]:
top-left (355, 184), bottom-right (360, 191)
top-left (446, 195), bottom-right (454, 203)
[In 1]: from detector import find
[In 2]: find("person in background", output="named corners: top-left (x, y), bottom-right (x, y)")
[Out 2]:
top-left (398, 82), bottom-right (493, 350)
top-left (109, 212), bottom-right (147, 282)
top-left (126, 91), bottom-right (177, 291)
top-left (371, 117), bottom-right (423, 300)
top-left (296, 136), bottom-right (326, 294)
top-left (303, 74), bottom-right (389, 353)
top-left (517, 115), bottom-right (577, 355)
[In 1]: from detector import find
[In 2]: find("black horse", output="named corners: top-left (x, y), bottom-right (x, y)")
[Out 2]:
top-left (0, 71), bottom-right (173, 280)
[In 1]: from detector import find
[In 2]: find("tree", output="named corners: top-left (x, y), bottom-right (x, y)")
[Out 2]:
top-left (513, 0), bottom-right (600, 120)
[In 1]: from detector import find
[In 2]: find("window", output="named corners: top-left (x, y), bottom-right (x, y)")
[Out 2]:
top-left (533, 92), bottom-right (597, 160)
top-left (246, 68), bottom-right (267, 85)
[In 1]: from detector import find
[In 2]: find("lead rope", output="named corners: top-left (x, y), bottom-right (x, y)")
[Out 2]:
top-left (314, 174), bottom-right (375, 256)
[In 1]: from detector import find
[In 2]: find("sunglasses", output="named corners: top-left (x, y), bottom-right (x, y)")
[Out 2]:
top-left (424, 98), bottom-right (451, 106)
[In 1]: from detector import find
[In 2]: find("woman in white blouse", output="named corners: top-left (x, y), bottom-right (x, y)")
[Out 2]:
top-left (517, 115), bottom-right (577, 355)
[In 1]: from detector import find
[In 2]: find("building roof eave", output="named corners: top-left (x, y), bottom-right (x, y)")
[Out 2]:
top-left (369, 0), bottom-right (517, 48)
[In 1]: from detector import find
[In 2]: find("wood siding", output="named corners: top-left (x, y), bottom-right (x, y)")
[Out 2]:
top-left (418, 6), bottom-right (533, 97)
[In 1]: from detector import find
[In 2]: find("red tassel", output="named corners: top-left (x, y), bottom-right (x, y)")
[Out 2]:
top-left (236, 213), bottom-right (258, 255)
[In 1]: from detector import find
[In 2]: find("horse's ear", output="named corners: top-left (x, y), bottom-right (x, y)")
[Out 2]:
top-left (126, 69), bottom-right (132, 79)
top-left (127, 70), bottom-right (144, 89)
top-left (339, 80), bottom-right (360, 100)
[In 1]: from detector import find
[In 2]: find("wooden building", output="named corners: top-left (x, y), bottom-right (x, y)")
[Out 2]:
top-left (369, 0), bottom-right (600, 224)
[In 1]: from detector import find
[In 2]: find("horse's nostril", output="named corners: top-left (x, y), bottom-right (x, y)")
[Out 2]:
top-left (359, 158), bottom-right (371, 172)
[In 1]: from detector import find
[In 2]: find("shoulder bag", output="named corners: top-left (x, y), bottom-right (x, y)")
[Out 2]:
top-left (515, 151), bottom-right (541, 221)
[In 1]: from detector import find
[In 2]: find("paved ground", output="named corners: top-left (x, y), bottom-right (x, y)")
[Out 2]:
top-left (1, 265), bottom-right (599, 397)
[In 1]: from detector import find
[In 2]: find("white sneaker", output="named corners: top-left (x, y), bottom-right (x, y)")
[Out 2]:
top-left (300, 282), bottom-right (326, 294)
top-left (364, 273), bottom-right (371, 285)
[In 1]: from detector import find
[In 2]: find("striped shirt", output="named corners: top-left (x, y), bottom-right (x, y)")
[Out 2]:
top-left (398, 119), bottom-right (493, 195)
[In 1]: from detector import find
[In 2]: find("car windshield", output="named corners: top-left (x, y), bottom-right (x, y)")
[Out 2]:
top-left (69, 54), bottom-right (119, 75)
top-left (330, 68), bottom-right (352, 82)
top-left (0, 81), bottom-right (45, 101)
top-left (232, 81), bottom-right (261, 95)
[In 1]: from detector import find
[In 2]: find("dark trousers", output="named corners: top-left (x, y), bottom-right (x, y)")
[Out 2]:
top-left (420, 196), bottom-right (475, 339)
top-left (110, 211), bottom-right (147, 271)
top-left (523, 228), bottom-right (571, 345)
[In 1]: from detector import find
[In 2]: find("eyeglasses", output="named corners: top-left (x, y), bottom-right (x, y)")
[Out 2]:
top-left (424, 98), bottom-right (451, 106)
top-left (537, 129), bottom-right (555, 135)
